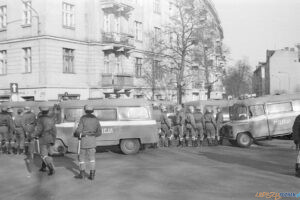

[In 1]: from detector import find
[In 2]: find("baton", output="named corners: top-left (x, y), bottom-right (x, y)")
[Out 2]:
top-left (35, 138), bottom-right (40, 154)
top-left (77, 133), bottom-right (82, 155)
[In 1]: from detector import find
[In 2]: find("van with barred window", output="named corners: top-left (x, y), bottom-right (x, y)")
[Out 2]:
top-left (55, 99), bottom-right (158, 155)
top-left (220, 94), bottom-right (300, 147)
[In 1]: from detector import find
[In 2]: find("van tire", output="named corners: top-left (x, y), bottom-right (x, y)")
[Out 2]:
top-left (120, 139), bottom-right (140, 155)
top-left (54, 139), bottom-right (67, 156)
top-left (236, 133), bottom-right (253, 148)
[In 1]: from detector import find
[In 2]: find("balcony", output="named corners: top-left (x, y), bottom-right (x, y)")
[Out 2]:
top-left (101, 73), bottom-right (134, 88)
top-left (102, 32), bottom-right (135, 50)
top-left (100, 0), bottom-right (134, 15)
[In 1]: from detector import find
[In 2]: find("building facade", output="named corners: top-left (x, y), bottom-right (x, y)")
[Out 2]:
top-left (0, 0), bottom-right (224, 102)
top-left (253, 46), bottom-right (300, 96)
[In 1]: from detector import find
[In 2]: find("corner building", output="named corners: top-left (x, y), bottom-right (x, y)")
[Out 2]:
top-left (0, 0), bottom-right (223, 101)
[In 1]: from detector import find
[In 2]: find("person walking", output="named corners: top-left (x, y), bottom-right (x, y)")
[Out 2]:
top-left (35, 106), bottom-right (57, 176)
top-left (204, 107), bottom-right (216, 146)
top-left (0, 107), bottom-right (15, 154)
top-left (14, 109), bottom-right (26, 154)
top-left (216, 107), bottom-right (224, 145)
top-left (74, 105), bottom-right (102, 180)
top-left (193, 106), bottom-right (205, 147)
top-left (159, 105), bottom-right (171, 147)
top-left (22, 107), bottom-right (36, 158)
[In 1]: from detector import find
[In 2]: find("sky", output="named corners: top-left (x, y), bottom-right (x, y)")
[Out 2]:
top-left (212, 0), bottom-right (300, 69)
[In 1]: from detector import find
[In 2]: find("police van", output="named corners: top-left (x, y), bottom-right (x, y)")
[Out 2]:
top-left (56, 99), bottom-right (158, 155)
top-left (220, 94), bottom-right (300, 147)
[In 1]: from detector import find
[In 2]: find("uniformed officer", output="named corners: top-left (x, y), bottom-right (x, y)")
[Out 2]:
top-left (22, 107), bottom-right (36, 158)
top-left (0, 107), bottom-right (14, 154)
top-left (216, 107), bottom-right (224, 145)
top-left (193, 106), bottom-right (205, 147)
top-left (175, 105), bottom-right (185, 147)
top-left (35, 106), bottom-right (57, 176)
top-left (14, 108), bottom-right (26, 154)
top-left (159, 105), bottom-right (171, 147)
top-left (292, 114), bottom-right (300, 177)
top-left (74, 105), bottom-right (102, 180)
top-left (184, 106), bottom-right (196, 147)
top-left (7, 107), bottom-right (16, 154)
top-left (204, 107), bottom-right (217, 146)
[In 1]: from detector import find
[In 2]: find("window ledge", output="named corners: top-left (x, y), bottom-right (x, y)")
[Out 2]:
top-left (0, 28), bottom-right (7, 32)
top-left (21, 24), bottom-right (32, 28)
top-left (63, 72), bottom-right (76, 74)
top-left (63, 26), bottom-right (75, 30)
top-left (22, 72), bottom-right (32, 74)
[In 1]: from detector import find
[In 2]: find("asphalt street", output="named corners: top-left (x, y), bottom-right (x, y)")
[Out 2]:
top-left (0, 139), bottom-right (299, 200)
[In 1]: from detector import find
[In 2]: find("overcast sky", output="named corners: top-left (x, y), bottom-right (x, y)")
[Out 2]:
top-left (213, 0), bottom-right (300, 69)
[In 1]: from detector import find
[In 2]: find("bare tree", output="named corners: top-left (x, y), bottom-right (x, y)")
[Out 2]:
top-left (223, 58), bottom-right (252, 98)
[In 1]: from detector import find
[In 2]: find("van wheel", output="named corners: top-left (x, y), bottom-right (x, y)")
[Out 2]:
top-left (120, 139), bottom-right (140, 155)
top-left (54, 139), bottom-right (67, 156)
top-left (237, 133), bottom-right (253, 148)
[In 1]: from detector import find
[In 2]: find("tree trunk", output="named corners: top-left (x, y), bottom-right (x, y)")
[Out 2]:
top-left (177, 84), bottom-right (182, 105)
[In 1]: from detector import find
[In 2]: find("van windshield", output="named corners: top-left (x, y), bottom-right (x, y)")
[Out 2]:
top-left (118, 107), bottom-right (150, 120)
top-left (230, 104), bottom-right (248, 121)
top-left (64, 108), bottom-right (83, 122)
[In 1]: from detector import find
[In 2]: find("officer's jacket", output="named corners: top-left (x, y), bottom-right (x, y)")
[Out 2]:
top-left (193, 112), bottom-right (204, 126)
top-left (35, 114), bottom-right (57, 145)
top-left (0, 112), bottom-right (15, 134)
top-left (293, 115), bottom-right (300, 143)
top-left (74, 114), bottom-right (102, 149)
top-left (216, 112), bottom-right (224, 125)
top-left (14, 115), bottom-right (23, 128)
top-left (185, 113), bottom-right (196, 129)
top-left (160, 112), bottom-right (171, 129)
top-left (204, 112), bottom-right (216, 127)
top-left (176, 111), bottom-right (185, 126)
top-left (22, 112), bottom-right (36, 126)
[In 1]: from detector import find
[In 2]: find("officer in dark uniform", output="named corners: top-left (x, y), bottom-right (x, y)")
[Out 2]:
top-left (159, 105), bottom-right (171, 147)
top-left (35, 106), bottom-right (57, 176)
top-left (185, 106), bottom-right (196, 147)
top-left (7, 107), bottom-right (16, 154)
top-left (74, 105), bottom-right (102, 180)
top-left (193, 106), bottom-right (205, 147)
top-left (22, 107), bottom-right (36, 158)
top-left (0, 107), bottom-right (15, 154)
top-left (14, 108), bottom-right (25, 154)
top-left (175, 105), bottom-right (185, 147)
top-left (216, 107), bottom-right (224, 145)
top-left (292, 115), bottom-right (300, 177)
top-left (204, 107), bottom-right (216, 146)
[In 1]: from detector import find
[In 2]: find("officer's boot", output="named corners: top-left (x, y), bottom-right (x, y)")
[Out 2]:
top-left (75, 170), bottom-right (86, 179)
top-left (19, 148), bottom-right (24, 155)
top-left (24, 146), bottom-right (29, 155)
top-left (47, 163), bottom-right (55, 176)
top-left (207, 138), bottom-right (212, 146)
top-left (39, 161), bottom-right (47, 172)
top-left (296, 163), bottom-right (300, 177)
top-left (89, 170), bottom-right (96, 180)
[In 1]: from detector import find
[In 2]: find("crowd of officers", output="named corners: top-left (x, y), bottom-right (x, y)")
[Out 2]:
top-left (0, 104), bottom-right (101, 180)
top-left (0, 105), bottom-right (57, 176)
top-left (159, 104), bottom-right (223, 148)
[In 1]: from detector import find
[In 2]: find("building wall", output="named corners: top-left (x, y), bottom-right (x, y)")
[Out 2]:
top-left (0, 0), bottom-right (224, 102)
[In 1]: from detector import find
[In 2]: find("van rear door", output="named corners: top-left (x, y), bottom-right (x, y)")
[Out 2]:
top-left (266, 102), bottom-right (294, 136)
top-left (248, 104), bottom-right (269, 138)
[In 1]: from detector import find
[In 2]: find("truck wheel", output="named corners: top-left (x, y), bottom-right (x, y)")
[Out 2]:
top-left (54, 139), bottom-right (67, 155)
top-left (237, 133), bottom-right (253, 148)
top-left (120, 139), bottom-right (140, 155)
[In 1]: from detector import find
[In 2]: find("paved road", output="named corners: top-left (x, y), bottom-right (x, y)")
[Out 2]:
top-left (0, 140), bottom-right (299, 200)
